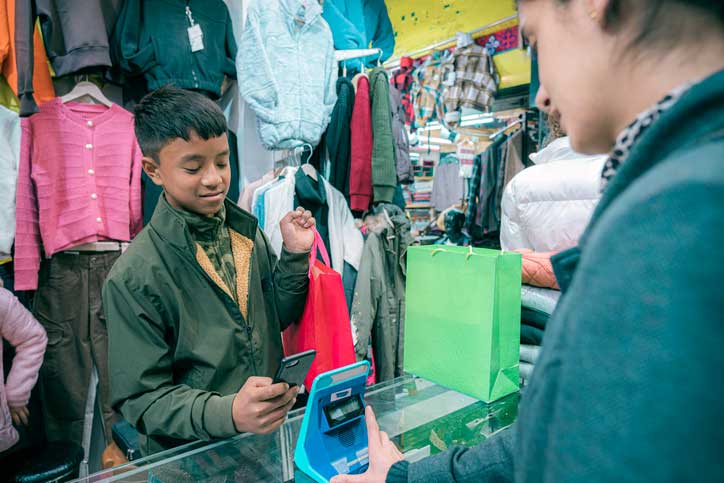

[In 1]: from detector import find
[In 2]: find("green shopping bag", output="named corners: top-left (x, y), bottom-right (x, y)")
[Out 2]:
top-left (404, 245), bottom-right (521, 402)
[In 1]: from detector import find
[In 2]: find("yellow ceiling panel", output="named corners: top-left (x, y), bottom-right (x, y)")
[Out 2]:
top-left (387, 0), bottom-right (518, 59)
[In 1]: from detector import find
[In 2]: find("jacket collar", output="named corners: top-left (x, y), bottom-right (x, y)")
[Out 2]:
top-left (580, 68), bottom-right (724, 247)
top-left (280, 0), bottom-right (322, 29)
top-left (150, 195), bottom-right (259, 254)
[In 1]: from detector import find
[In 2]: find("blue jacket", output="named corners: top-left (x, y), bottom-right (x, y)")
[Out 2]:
top-left (388, 68), bottom-right (724, 482)
top-left (239, 0), bottom-right (337, 150)
top-left (322, 0), bottom-right (395, 67)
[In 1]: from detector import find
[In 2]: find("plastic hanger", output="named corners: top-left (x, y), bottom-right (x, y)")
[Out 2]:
top-left (300, 143), bottom-right (318, 181)
top-left (61, 78), bottom-right (112, 107)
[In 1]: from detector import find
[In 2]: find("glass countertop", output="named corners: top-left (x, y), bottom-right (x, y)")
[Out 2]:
top-left (75, 376), bottom-right (519, 483)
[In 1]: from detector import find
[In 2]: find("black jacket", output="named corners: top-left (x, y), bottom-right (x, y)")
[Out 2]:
top-left (327, 77), bottom-right (355, 198)
top-left (111, 0), bottom-right (236, 97)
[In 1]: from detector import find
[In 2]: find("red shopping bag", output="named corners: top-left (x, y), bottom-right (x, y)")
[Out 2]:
top-left (282, 230), bottom-right (357, 389)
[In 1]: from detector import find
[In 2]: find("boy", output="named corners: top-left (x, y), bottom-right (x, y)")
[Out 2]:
top-left (103, 86), bottom-right (315, 455)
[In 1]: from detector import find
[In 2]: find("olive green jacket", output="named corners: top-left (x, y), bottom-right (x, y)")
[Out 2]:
top-left (103, 196), bottom-right (309, 455)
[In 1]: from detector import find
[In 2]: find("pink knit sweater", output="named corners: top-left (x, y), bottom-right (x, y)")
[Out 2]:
top-left (0, 287), bottom-right (47, 452)
top-left (14, 99), bottom-right (143, 290)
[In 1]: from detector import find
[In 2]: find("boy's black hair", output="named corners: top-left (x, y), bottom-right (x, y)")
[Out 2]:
top-left (134, 85), bottom-right (228, 162)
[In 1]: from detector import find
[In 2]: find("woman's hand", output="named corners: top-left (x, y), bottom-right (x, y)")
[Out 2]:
top-left (331, 406), bottom-right (404, 483)
top-left (10, 405), bottom-right (30, 427)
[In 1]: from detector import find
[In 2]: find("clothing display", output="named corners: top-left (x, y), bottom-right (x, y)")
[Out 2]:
top-left (0, 106), bottom-right (20, 260)
top-left (431, 155), bottom-right (464, 212)
top-left (521, 285), bottom-right (561, 316)
top-left (352, 205), bottom-right (412, 383)
top-left (349, 75), bottom-right (373, 212)
top-left (390, 85), bottom-right (414, 185)
top-left (254, 166), bottom-right (364, 277)
top-left (390, 56), bottom-right (415, 125)
top-left (239, 0), bottom-right (337, 150)
top-left (441, 43), bottom-right (498, 127)
top-left (14, 99), bottom-right (143, 291)
top-left (112, 0), bottom-right (236, 98)
top-left (34, 251), bottom-right (119, 446)
top-left (370, 67), bottom-right (397, 204)
top-left (0, 287), bottom-right (47, 453)
top-left (500, 136), bottom-right (607, 252)
top-left (104, 197), bottom-right (309, 455)
top-left (410, 51), bottom-right (450, 129)
top-left (1, 0), bottom-right (55, 115)
top-left (322, 0), bottom-right (395, 66)
top-left (326, 77), bottom-right (355, 198)
top-left (221, 0), bottom-right (277, 191)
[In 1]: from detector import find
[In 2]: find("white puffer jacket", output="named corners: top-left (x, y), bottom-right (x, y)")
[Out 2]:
top-left (500, 137), bottom-right (608, 252)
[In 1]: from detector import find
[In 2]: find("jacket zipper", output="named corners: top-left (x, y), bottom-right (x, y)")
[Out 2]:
top-left (185, 251), bottom-right (259, 375)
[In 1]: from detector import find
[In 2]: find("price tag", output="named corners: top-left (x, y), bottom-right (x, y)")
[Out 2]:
top-left (188, 24), bottom-right (204, 52)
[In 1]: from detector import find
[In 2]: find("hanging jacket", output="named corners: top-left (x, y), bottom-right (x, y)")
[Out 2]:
top-left (351, 204), bottom-right (411, 383)
top-left (386, 67), bottom-right (724, 483)
top-left (104, 196), bottom-right (309, 455)
top-left (326, 77), bottom-right (355, 197)
top-left (3, 0), bottom-right (55, 116)
top-left (390, 85), bottom-right (414, 185)
top-left (239, 0), bottom-right (337, 150)
top-left (112, 0), bottom-right (236, 98)
top-left (390, 56), bottom-right (416, 125)
top-left (370, 67), bottom-right (397, 203)
top-left (349, 75), bottom-right (373, 211)
top-left (322, 0), bottom-right (395, 66)
top-left (500, 137), bottom-right (607, 252)
top-left (263, 167), bottom-right (364, 275)
top-left (15, 0), bottom-right (119, 115)
top-left (0, 287), bottom-right (47, 453)
top-left (0, 106), bottom-right (20, 259)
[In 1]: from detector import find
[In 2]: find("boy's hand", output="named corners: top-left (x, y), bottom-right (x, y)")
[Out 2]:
top-left (10, 405), bottom-right (30, 427)
top-left (232, 377), bottom-right (299, 434)
top-left (280, 208), bottom-right (316, 253)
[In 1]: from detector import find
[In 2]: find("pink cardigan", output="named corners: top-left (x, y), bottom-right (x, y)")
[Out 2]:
top-left (0, 287), bottom-right (47, 453)
top-left (14, 99), bottom-right (143, 290)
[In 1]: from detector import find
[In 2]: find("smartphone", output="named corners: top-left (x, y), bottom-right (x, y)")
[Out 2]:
top-left (273, 350), bottom-right (316, 387)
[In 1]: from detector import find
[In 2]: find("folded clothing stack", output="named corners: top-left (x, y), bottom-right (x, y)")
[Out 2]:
top-left (519, 285), bottom-right (561, 384)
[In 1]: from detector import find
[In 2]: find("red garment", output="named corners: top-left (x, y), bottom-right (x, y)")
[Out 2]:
top-left (515, 249), bottom-right (560, 290)
top-left (15, 99), bottom-right (143, 290)
top-left (390, 56), bottom-right (415, 125)
top-left (349, 76), bottom-right (373, 212)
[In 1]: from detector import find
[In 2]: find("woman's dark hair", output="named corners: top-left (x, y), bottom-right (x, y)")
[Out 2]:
top-left (517, 0), bottom-right (724, 47)
top-left (134, 85), bottom-right (227, 163)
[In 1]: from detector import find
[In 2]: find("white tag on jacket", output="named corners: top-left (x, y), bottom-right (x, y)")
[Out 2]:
top-left (188, 24), bottom-right (204, 52)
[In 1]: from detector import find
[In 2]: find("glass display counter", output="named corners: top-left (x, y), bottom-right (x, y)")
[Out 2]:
top-left (75, 376), bottom-right (519, 483)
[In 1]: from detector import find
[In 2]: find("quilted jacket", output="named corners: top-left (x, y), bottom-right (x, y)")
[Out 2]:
top-left (501, 137), bottom-right (607, 252)
top-left (239, 0), bottom-right (337, 149)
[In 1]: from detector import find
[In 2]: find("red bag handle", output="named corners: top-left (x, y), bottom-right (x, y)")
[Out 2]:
top-left (309, 228), bottom-right (332, 275)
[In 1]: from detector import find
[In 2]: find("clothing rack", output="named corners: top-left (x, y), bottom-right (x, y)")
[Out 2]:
top-left (384, 14), bottom-right (518, 69)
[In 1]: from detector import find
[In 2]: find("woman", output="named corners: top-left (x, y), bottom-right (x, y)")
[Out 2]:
top-left (333, 0), bottom-right (724, 481)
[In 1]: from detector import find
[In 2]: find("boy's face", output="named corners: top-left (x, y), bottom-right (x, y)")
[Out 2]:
top-left (143, 131), bottom-right (231, 217)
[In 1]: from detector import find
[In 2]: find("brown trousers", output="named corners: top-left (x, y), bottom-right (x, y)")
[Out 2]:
top-left (33, 251), bottom-right (119, 445)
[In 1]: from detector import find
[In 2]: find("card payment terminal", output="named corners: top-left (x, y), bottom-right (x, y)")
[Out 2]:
top-left (295, 361), bottom-right (371, 482)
